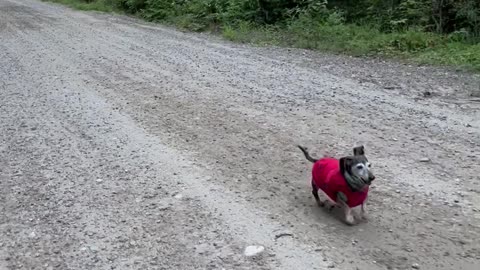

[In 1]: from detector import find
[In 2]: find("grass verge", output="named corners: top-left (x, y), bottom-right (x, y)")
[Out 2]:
top-left (44, 0), bottom-right (480, 72)
top-left (45, 0), bottom-right (116, 12)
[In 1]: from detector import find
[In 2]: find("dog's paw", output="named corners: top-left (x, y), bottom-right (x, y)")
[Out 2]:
top-left (316, 200), bottom-right (325, 207)
top-left (344, 214), bottom-right (355, 225)
top-left (322, 201), bottom-right (337, 211)
top-left (352, 209), bottom-right (367, 220)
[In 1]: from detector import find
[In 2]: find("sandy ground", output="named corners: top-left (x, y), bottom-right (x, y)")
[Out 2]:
top-left (1, 0), bottom-right (480, 269)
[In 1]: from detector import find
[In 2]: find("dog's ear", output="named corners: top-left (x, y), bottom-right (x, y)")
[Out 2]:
top-left (339, 157), bottom-right (353, 175)
top-left (353, 145), bottom-right (365, 156)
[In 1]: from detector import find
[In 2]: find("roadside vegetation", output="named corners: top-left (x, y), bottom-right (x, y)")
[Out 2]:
top-left (45, 0), bottom-right (480, 71)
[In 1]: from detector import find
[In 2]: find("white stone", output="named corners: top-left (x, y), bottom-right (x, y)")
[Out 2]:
top-left (244, 245), bottom-right (265, 257)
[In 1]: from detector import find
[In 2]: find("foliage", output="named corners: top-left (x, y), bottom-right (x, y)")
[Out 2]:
top-left (46, 0), bottom-right (480, 71)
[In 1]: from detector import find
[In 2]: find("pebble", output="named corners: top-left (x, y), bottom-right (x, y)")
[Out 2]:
top-left (412, 263), bottom-right (420, 269)
top-left (174, 193), bottom-right (183, 199)
top-left (327, 262), bottom-right (335, 268)
top-left (419, 158), bottom-right (431, 163)
top-left (96, 178), bottom-right (103, 183)
top-left (195, 243), bottom-right (210, 255)
top-left (244, 245), bottom-right (265, 257)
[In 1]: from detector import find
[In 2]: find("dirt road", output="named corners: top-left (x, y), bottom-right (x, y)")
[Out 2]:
top-left (1, 0), bottom-right (479, 269)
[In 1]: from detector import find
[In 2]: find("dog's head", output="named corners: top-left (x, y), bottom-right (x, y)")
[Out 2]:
top-left (339, 146), bottom-right (375, 191)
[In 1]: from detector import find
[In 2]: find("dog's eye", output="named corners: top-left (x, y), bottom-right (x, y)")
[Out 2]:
top-left (356, 164), bottom-right (364, 170)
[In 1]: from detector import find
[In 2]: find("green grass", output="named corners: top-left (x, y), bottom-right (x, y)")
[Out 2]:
top-left (221, 20), bottom-right (480, 71)
top-left (44, 0), bottom-right (480, 72)
top-left (45, 0), bottom-right (116, 12)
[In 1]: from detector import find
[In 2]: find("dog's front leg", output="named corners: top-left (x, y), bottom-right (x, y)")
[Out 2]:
top-left (359, 196), bottom-right (369, 220)
top-left (337, 192), bottom-right (354, 225)
top-left (360, 202), bottom-right (367, 220)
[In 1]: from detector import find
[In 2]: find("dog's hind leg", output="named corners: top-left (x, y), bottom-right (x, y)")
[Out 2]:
top-left (313, 183), bottom-right (337, 211)
top-left (311, 181), bottom-right (323, 207)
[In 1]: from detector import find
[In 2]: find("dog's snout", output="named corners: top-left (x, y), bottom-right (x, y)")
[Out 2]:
top-left (369, 175), bottom-right (375, 182)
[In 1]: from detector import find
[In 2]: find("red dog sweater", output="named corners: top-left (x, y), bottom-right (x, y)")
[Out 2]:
top-left (312, 158), bottom-right (369, 208)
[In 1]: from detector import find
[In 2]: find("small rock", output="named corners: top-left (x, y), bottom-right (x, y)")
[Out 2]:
top-left (274, 233), bottom-right (293, 240)
top-left (419, 158), bottom-right (431, 163)
top-left (244, 245), bottom-right (265, 257)
top-left (454, 199), bottom-right (460, 203)
top-left (158, 204), bottom-right (170, 211)
top-left (174, 193), bottom-right (183, 199)
top-left (96, 179), bottom-right (103, 183)
top-left (412, 263), bottom-right (420, 269)
top-left (327, 262), bottom-right (335, 268)
top-left (28, 231), bottom-right (36, 238)
top-left (466, 123), bottom-right (472, 127)
top-left (194, 243), bottom-right (210, 255)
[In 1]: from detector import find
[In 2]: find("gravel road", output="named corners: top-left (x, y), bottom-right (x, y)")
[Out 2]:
top-left (1, 0), bottom-right (480, 269)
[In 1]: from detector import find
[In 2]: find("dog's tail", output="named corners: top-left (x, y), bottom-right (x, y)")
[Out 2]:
top-left (297, 145), bottom-right (318, 163)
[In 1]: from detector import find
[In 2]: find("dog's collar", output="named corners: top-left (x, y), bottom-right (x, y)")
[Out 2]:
top-left (343, 171), bottom-right (365, 192)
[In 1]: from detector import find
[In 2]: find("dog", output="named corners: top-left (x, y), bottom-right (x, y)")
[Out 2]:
top-left (298, 145), bottom-right (375, 225)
